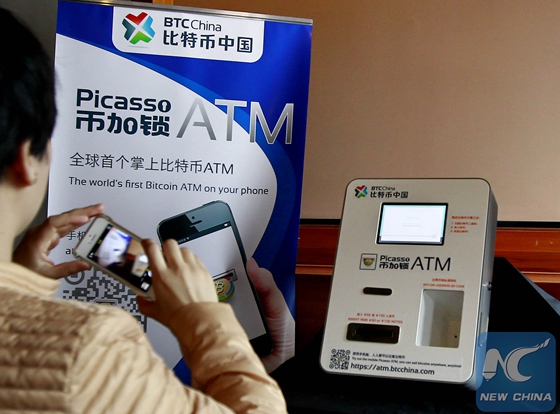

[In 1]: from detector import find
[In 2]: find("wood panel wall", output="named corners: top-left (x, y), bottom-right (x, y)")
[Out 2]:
top-left (294, 224), bottom-right (560, 351)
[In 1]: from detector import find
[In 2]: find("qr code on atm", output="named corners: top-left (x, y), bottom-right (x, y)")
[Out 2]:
top-left (62, 268), bottom-right (147, 331)
top-left (330, 349), bottom-right (350, 370)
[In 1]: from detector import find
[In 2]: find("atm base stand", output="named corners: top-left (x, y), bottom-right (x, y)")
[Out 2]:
top-left (272, 258), bottom-right (560, 414)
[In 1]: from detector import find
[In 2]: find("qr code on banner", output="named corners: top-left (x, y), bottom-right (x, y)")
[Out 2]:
top-left (330, 349), bottom-right (350, 370)
top-left (62, 268), bottom-right (147, 331)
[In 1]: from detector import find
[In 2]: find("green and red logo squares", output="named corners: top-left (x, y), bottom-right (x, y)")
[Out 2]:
top-left (122, 12), bottom-right (155, 44)
top-left (355, 185), bottom-right (367, 198)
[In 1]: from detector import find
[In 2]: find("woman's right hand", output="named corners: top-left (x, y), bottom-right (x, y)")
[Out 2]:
top-left (137, 238), bottom-right (217, 328)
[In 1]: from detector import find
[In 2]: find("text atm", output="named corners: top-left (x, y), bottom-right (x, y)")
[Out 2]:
top-left (320, 178), bottom-right (497, 384)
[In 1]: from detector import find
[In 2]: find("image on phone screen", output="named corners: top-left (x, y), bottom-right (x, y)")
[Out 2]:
top-left (184, 222), bottom-right (266, 339)
top-left (87, 225), bottom-right (152, 293)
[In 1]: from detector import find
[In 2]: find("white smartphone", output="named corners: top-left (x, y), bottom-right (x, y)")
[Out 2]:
top-left (73, 215), bottom-right (154, 300)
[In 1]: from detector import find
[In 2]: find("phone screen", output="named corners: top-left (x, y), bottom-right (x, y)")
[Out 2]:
top-left (87, 224), bottom-right (152, 293)
top-left (179, 222), bottom-right (267, 340)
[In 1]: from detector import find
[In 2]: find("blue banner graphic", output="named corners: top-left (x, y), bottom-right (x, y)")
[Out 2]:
top-left (50, 0), bottom-right (312, 380)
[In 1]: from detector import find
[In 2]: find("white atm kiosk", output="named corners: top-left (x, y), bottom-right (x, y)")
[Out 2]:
top-left (320, 178), bottom-right (497, 384)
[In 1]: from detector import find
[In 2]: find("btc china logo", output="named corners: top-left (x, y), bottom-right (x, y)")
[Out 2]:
top-left (122, 12), bottom-right (155, 44)
top-left (355, 185), bottom-right (367, 198)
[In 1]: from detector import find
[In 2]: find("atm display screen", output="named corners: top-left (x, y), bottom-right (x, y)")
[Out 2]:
top-left (377, 203), bottom-right (447, 245)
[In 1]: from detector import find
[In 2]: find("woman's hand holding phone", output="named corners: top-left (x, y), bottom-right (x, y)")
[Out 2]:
top-left (13, 204), bottom-right (105, 279)
top-left (137, 239), bottom-right (217, 328)
top-left (246, 258), bottom-right (295, 372)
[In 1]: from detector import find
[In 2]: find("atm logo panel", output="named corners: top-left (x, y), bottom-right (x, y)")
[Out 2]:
top-left (360, 254), bottom-right (451, 272)
top-left (360, 253), bottom-right (377, 270)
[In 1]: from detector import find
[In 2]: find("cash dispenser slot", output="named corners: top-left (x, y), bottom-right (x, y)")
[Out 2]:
top-left (347, 323), bottom-right (400, 344)
top-left (417, 289), bottom-right (464, 348)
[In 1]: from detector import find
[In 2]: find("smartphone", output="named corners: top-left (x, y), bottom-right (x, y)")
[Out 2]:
top-left (73, 215), bottom-right (155, 300)
top-left (157, 201), bottom-right (273, 357)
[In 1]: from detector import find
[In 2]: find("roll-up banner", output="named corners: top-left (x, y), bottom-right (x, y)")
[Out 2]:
top-left (49, 0), bottom-right (312, 380)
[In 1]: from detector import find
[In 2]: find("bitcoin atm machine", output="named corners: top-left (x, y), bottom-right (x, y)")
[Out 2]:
top-left (320, 178), bottom-right (497, 385)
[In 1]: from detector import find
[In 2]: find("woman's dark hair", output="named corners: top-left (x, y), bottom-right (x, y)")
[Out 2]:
top-left (0, 7), bottom-right (56, 177)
